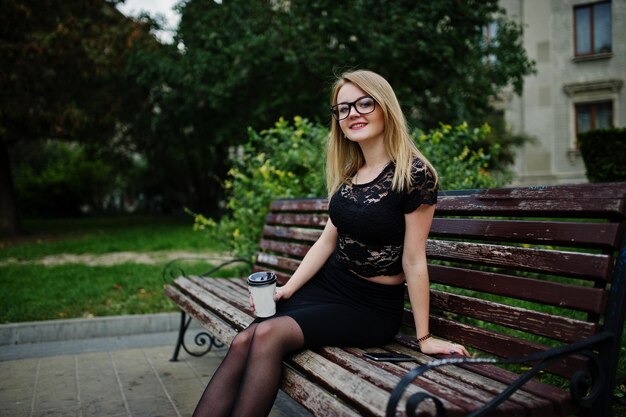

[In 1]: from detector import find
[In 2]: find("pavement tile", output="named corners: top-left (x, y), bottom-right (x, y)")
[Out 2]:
top-left (126, 394), bottom-right (180, 417)
top-left (0, 387), bottom-right (32, 416)
top-left (0, 328), bottom-right (312, 417)
top-left (0, 407), bottom-right (31, 417)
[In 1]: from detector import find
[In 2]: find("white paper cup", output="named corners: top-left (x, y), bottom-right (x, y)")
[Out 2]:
top-left (247, 271), bottom-right (277, 318)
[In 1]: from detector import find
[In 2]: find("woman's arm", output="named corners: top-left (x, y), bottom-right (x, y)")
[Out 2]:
top-left (275, 217), bottom-right (338, 300)
top-left (403, 204), bottom-right (470, 356)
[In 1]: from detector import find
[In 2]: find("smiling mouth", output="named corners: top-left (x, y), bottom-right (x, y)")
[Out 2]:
top-left (350, 123), bottom-right (367, 129)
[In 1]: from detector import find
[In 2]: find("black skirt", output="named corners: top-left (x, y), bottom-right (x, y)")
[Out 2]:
top-left (258, 257), bottom-right (406, 349)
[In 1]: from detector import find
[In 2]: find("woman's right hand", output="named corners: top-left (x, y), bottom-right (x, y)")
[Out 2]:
top-left (274, 285), bottom-right (294, 302)
top-left (248, 285), bottom-right (293, 313)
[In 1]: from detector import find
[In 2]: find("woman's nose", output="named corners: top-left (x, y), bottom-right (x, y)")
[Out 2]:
top-left (347, 105), bottom-right (359, 118)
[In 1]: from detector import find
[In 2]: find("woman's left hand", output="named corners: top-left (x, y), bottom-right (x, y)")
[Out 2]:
top-left (419, 336), bottom-right (471, 357)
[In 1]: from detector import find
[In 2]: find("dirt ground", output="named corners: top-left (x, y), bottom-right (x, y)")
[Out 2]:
top-left (0, 251), bottom-right (233, 267)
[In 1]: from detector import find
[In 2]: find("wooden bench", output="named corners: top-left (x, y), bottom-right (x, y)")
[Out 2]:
top-left (164, 182), bottom-right (626, 417)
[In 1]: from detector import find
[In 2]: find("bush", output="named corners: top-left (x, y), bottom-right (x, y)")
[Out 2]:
top-left (13, 141), bottom-right (110, 216)
top-left (12, 140), bottom-right (145, 216)
top-left (197, 118), bottom-right (511, 257)
top-left (578, 127), bottom-right (626, 183)
top-left (192, 117), bottom-right (327, 257)
top-left (415, 122), bottom-right (512, 190)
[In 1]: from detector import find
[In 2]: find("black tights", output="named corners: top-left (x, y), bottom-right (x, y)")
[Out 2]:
top-left (192, 316), bottom-right (305, 417)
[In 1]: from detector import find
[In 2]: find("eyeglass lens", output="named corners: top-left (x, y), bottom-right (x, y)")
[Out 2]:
top-left (332, 96), bottom-right (375, 120)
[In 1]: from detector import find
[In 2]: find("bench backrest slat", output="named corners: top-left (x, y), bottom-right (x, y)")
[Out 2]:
top-left (430, 219), bottom-right (623, 249)
top-left (430, 290), bottom-right (597, 342)
top-left (426, 240), bottom-right (613, 281)
top-left (255, 183), bottom-right (626, 379)
top-left (428, 264), bottom-right (607, 314)
top-left (266, 213), bottom-right (328, 227)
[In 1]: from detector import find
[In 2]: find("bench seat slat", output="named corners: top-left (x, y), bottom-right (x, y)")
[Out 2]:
top-left (430, 218), bottom-right (623, 249)
top-left (173, 278), bottom-right (253, 331)
top-left (428, 264), bottom-right (607, 314)
top-left (212, 276), bottom-right (249, 296)
top-left (288, 351), bottom-right (401, 417)
top-left (281, 368), bottom-right (362, 417)
top-left (324, 348), bottom-right (474, 414)
top-left (377, 345), bottom-right (555, 417)
top-left (189, 277), bottom-right (251, 313)
top-left (430, 290), bottom-right (597, 342)
top-left (393, 334), bottom-right (577, 417)
top-left (322, 347), bottom-right (528, 416)
top-left (427, 240), bottom-right (613, 281)
top-left (457, 362), bottom-right (577, 417)
top-left (165, 285), bottom-right (239, 345)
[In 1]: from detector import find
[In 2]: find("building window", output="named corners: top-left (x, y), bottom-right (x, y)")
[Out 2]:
top-left (574, 1), bottom-right (612, 56)
top-left (483, 21), bottom-right (498, 63)
top-left (575, 101), bottom-right (613, 135)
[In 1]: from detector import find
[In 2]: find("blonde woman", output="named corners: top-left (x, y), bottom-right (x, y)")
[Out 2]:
top-left (192, 70), bottom-right (469, 417)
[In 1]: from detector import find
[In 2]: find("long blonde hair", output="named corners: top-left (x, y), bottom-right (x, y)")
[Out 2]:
top-left (326, 70), bottom-right (438, 197)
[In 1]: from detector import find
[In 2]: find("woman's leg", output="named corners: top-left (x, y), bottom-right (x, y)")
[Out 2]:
top-left (192, 323), bottom-right (259, 417)
top-left (230, 316), bottom-right (305, 417)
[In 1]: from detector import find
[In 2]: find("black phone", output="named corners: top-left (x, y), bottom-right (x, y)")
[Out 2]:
top-left (362, 351), bottom-right (417, 362)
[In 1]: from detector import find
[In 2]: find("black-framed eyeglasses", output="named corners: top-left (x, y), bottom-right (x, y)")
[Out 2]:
top-left (330, 96), bottom-right (376, 121)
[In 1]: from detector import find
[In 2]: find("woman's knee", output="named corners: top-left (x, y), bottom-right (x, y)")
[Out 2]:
top-left (251, 318), bottom-right (304, 354)
top-left (229, 325), bottom-right (256, 357)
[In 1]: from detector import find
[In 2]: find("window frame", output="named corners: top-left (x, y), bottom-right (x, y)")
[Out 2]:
top-left (574, 100), bottom-right (614, 139)
top-left (573, 1), bottom-right (612, 58)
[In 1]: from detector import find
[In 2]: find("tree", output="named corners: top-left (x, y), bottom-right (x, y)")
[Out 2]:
top-left (0, 0), bottom-right (153, 235)
top-left (126, 0), bottom-right (534, 217)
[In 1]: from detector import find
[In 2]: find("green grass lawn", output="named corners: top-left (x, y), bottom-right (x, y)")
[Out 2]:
top-left (0, 215), bottom-right (228, 260)
top-left (0, 215), bottom-right (245, 323)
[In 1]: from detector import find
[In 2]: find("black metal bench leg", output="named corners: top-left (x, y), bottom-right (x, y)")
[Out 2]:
top-left (169, 310), bottom-right (226, 362)
top-left (170, 311), bottom-right (188, 362)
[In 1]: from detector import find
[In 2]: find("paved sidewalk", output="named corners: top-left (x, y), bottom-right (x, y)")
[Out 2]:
top-left (0, 326), bottom-right (312, 417)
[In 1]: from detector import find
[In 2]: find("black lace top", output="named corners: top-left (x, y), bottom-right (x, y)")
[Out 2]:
top-left (328, 158), bottom-right (437, 277)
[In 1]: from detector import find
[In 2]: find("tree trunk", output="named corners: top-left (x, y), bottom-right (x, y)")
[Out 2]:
top-left (0, 140), bottom-right (19, 236)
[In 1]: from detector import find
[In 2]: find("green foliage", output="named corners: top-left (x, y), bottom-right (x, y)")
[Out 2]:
top-left (198, 119), bottom-right (510, 257)
top-left (483, 111), bottom-right (535, 172)
top-left (578, 127), bottom-right (626, 183)
top-left (12, 140), bottom-right (146, 216)
top-left (0, 0), bottom-right (155, 233)
top-left (193, 117), bottom-right (327, 256)
top-left (126, 0), bottom-right (535, 217)
top-left (416, 122), bottom-right (512, 190)
top-left (0, 0), bottom-right (151, 145)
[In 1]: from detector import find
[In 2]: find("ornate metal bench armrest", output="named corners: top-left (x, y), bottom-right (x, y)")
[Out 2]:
top-left (386, 331), bottom-right (615, 417)
top-left (164, 256), bottom-right (253, 361)
top-left (161, 256), bottom-right (253, 285)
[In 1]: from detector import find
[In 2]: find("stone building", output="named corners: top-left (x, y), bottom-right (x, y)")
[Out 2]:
top-left (499, 0), bottom-right (625, 185)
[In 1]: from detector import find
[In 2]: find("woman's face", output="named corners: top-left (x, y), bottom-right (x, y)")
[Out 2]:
top-left (335, 83), bottom-right (385, 145)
